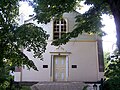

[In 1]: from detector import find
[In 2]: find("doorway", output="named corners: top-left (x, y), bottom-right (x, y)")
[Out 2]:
top-left (53, 56), bottom-right (66, 81)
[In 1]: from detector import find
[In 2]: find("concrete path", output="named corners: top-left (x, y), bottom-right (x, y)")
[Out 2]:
top-left (31, 82), bottom-right (85, 90)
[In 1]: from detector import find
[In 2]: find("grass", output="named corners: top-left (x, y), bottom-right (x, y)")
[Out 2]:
top-left (20, 86), bottom-right (31, 90)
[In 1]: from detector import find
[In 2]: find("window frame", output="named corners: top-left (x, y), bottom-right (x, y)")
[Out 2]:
top-left (53, 18), bottom-right (68, 40)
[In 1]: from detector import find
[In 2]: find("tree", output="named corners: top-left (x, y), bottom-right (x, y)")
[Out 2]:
top-left (104, 49), bottom-right (120, 90)
top-left (32, 0), bottom-right (120, 52)
top-left (105, 49), bottom-right (120, 79)
top-left (0, 0), bottom-right (49, 89)
top-left (104, 51), bottom-right (110, 68)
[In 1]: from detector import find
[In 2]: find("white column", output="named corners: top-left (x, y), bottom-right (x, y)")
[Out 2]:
top-left (66, 56), bottom-right (69, 81)
top-left (51, 55), bottom-right (54, 81)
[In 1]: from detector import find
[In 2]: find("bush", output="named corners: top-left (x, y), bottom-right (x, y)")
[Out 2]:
top-left (104, 49), bottom-right (120, 90)
top-left (104, 77), bottom-right (120, 90)
top-left (20, 86), bottom-right (31, 90)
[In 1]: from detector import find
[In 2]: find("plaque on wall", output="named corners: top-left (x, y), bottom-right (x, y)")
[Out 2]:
top-left (72, 65), bottom-right (77, 68)
top-left (43, 65), bottom-right (48, 68)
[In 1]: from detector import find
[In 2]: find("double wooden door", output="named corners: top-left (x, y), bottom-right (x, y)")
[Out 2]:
top-left (53, 56), bottom-right (66, 81)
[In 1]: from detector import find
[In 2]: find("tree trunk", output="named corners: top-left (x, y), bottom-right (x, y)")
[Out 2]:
top-left (108, 0), bottom-right (120, 52)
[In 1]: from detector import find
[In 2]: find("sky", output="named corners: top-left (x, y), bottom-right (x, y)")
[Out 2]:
top-left (19, 1), bottom-right (117, 52)
top-left (101, 15), bottom-right (116, 52)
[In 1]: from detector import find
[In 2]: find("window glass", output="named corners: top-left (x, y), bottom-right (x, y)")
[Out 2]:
top-left (53, 19), bottom-right (67, 39)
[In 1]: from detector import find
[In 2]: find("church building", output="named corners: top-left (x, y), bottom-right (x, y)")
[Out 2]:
top-left (14, 11), bottom-right (104, 82)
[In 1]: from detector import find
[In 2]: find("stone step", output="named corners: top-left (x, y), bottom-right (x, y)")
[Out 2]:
top-left (31, 82), bottom-right (84, 90)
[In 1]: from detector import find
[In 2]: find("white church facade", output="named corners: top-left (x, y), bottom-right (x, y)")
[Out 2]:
top-left (14, 11), bottom-right (104, 82)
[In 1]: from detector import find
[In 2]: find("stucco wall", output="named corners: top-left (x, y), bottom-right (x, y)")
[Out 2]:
top-left (14, 11), bottom-right (104, 82)
top-left (19, 41), bottom-right (102, 82)
top-left (21, 50), bottom-right (51, 81)
top-left (66, 42), bottom-right (98, 81)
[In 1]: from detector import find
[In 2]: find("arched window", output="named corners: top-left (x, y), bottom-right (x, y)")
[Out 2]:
top-left (53, 19), bottom-right (67, 39)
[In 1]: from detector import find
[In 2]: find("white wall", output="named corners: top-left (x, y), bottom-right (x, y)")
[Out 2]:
top-left (14, 11), bottom-right (104, 82)
top-left (21, 41), bottom-right (101, 82)
top-left (66, 42), bottom-right (98, 81)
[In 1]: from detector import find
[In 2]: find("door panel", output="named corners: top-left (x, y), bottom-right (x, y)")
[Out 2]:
top-left (54, 56), bottom-right (66, 81)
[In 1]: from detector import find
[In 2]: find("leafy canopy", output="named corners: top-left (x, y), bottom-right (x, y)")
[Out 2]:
top-left (0, 0), bottom-right (49, 69)
top-left (32, 0), bottom-right (110, 46)
top-left (0, 0), bottom-right (49, 89)
top-left (104, 49), bottom-right (120, 90)
top-left (32, 0), bottom-right (120, 53)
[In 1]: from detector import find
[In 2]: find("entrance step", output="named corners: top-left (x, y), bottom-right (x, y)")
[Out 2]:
top-left (31, 82), bottom-right (85, 90)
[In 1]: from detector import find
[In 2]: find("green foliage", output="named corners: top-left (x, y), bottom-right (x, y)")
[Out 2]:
top-left (104, 77), bottom-right (120, 90)
top-left (15, 23), bottom-right (49, 60)
top-left (0, 0), bottom-right (49, 89)
top-left (104, 52), bottom-right (110, 68)
top-left (33, 0), bottom-right (83, 23)
top-left (105, 49), bottom-right (120, 78)
top-left (20, 86), bottom-right (31, 90)
top-left (84, 0), bottom-right (111, 14)
top-left (82, 85), bottom-right (90, 90)
top-left (32, 0), bottom-right (120, 51)
top-left (52, 7), bottom-right (106, 46)
top-left (104, 49), bottom-right (120, 90)
top-left (0, 0), bottom-right (49, 68)
top-left (0, 61), bottom-right (14, 90)
top-left (51, 8), bottom-right (105, 45)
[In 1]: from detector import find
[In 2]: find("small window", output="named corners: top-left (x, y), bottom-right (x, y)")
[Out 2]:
top-left (43, 65), bottom-right (48, 68)
top-left (72, 65), bottom-right (77, 68)
top-left (53, 19), bottom-right (67, 39)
